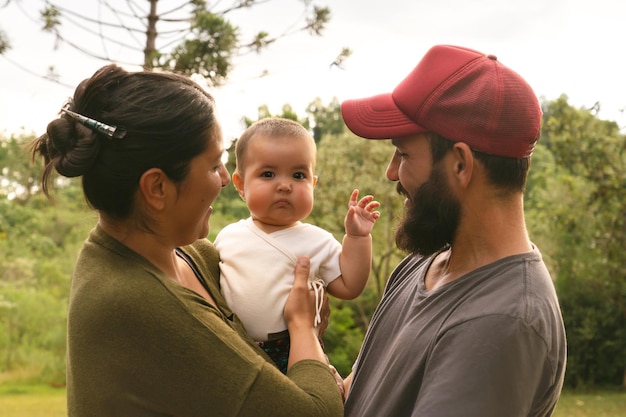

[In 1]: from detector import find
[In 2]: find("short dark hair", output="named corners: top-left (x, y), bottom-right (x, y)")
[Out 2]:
top-left (235, 117), bottom-right (316, 175)
top-left (32, 64), bottom-right (218, 220)
top-left (428, 132), bottom-right (532, 194)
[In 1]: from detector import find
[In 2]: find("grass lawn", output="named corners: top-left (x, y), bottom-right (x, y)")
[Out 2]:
top-left (0, 385), bottom-right (66, 417)
top-left (0, 385), bottom-right (624, 416)
top-left (553, 389), bottom-right (626, 417)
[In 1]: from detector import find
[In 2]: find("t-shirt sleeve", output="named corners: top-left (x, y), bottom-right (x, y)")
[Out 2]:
top-left (414, 315), bottom-right (550, 417)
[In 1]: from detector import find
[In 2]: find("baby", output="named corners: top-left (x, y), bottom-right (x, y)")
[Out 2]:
top-left (215, 117), bottom-right (380, 373)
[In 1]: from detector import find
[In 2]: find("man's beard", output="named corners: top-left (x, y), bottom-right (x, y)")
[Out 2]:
top-left (395, 164), bottom-right (461, 257)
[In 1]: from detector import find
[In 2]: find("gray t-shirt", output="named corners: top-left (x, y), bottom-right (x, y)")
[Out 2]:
top-left (345, 247), bottom-right (566, 417)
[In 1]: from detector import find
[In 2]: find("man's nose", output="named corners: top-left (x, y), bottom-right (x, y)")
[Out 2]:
top-left (386, 154), bottom-right (400, 181)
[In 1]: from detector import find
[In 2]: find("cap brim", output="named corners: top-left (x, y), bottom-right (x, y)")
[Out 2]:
top-left (340, 93), bottom-right (427, 139)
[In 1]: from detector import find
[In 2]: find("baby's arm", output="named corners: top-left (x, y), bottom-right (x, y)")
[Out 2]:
top-left (327, 189), bottom-right (380, 300)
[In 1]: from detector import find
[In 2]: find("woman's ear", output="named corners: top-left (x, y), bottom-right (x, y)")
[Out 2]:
top-left (232, 171), bottom-right (246, 200)
top-left (138, 168), bottom-right (168, 211)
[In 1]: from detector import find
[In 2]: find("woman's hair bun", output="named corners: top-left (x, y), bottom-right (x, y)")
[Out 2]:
top-left (45, 116), bottom-right (101, 178)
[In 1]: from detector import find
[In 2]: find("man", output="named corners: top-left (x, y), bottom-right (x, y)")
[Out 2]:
top-left (340, 44), bottom-right (567, 417)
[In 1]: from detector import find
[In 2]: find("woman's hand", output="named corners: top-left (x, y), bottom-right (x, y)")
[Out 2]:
top-left (284, 257), bottom-right (317, 335)
top-left (285, 257), bottom-right (346, 401)
top-left (284, 257), bottom-right (328, 370)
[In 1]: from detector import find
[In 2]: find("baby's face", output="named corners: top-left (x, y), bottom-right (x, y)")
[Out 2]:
top-left (236, 134), bottom-right (317, 231)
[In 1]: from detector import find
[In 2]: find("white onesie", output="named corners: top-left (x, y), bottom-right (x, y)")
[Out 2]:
top-left (214, 218), bottom-right (342, 341)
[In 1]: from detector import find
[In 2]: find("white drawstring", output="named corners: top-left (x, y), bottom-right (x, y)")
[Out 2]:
top-left (309, 278), bottom-right (325, 327)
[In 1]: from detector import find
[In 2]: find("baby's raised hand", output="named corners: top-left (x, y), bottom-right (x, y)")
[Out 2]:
top-left (345, 189), bottom-right (381, 237)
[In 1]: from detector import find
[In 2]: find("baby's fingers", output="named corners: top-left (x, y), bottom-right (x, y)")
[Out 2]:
top-left (349, 189), bottom-right (360, 206)
top-left (364, 199), bottom-right (381, 212)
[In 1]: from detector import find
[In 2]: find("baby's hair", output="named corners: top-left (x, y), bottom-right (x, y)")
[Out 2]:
top-left (235, 117), bottom-right (316, 174)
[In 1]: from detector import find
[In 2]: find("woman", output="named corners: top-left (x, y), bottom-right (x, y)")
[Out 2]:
top-left (31, 64), bottom-right (343, 417)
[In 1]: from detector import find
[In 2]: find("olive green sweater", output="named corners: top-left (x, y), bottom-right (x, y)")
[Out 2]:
top-left (66, 225), bottom-right (342, 417)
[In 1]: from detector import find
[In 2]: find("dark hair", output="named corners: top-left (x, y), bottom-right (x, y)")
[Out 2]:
top-left (32, 64), bottom-right (218, 219)
top-left (428, 132), bottom-right (531, 194)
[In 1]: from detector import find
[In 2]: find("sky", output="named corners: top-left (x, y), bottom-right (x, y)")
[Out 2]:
top-left (1, 0), bottom-right (625, 142)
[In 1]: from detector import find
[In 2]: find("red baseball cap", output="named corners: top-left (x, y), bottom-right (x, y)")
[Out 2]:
top-left (340, 45), bottom-right (542, 158)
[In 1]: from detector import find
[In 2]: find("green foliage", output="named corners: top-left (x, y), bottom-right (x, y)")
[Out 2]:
top-left (0, 133), bottom-right (42, 203)
top-left (526, 95), bottom-right (626, 389)
top-left (28, 2), bottom-right (331, 86)
top-left (0, 289), bottom-right (65, 374)
top-left (163, 12), bottom-right (238, 83)
top-left (242, 103), bottom-right (311, 129)
top-left (322, 300), bottom-right (364, 376)
top-left (40, 5), bottom-right (61, 31)
top-left (307, 97), bottom-right (345, 143)
top-left (305, 6), bottom-right (331, 36)
top-left (0, 133), bottom-right (91, 386)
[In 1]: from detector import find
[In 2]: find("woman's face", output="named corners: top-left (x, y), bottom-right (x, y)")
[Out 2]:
top-left (170, 124), bottom-right (230, 245)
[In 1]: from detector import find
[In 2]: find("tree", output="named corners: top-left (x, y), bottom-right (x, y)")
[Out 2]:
top-left (0, 133), bottom-right (43, 203)
top-left (306, 97), bottom-right (344, 143)
top-left (526, 95), bottom-right (626, 389)
top-left (7, 0), bottom-right (332, 86)
top-left (0, 191), bottom-right (91, 384)
top-left (242, 103), bottom-right (310, 128)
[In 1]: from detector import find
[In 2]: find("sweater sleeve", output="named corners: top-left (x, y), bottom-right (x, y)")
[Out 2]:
top-left (240, 360), bottom-right (344, 416)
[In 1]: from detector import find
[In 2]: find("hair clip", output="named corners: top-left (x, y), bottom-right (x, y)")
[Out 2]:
top-left (61, 105), bottom-right (127, 139)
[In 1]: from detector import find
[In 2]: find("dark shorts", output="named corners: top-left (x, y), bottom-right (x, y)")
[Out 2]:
top-left (257, 330), bottom-right (290, 374)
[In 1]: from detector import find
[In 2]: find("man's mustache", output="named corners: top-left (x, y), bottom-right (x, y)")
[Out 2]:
top-left (396, 182), bottom-right (410, 198)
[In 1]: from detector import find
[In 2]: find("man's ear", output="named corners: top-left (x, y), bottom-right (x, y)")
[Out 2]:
top-left (450, 142), bottom-right (474, 189)
top-left (232, 171), bottom-right (246, 200)
top-left (138, 168), bottom-right (169, 211)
